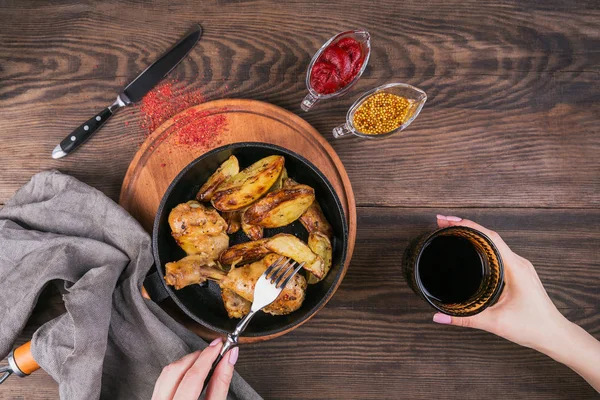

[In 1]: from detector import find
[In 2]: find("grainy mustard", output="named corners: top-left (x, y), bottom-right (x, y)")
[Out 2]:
top-left (352, 92), bottom-right (412, 135)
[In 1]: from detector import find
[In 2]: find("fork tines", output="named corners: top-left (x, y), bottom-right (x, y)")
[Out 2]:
top-left (264, 257), bottom-right (305, 289)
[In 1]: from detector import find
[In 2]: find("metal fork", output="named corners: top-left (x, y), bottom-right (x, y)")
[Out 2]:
top-left (202, 256), bottom-right (304, 392)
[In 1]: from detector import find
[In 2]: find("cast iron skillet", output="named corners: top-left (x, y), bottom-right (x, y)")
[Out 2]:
top-left (149, 142), bottom-right (348, 338)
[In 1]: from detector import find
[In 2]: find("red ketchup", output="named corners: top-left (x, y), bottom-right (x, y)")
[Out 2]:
top-left (310, 37), bottom-right (364, 95)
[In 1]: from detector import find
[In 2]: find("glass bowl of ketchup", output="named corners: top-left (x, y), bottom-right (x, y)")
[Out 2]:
top-left (301, 30), bottom-right (371, 112)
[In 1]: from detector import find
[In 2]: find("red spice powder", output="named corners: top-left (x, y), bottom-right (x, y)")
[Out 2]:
top-left (168, 108), bottom-right (226, 147)
top-left (137, 81), bottom-right (227, 148)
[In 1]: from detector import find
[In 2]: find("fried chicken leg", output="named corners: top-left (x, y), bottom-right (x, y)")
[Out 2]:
top-left (221, 288), bottom-right (251, 319)
top-left (164, 253), bottom-right (306, 317)
top-left (219, 254), bottom-right (307, 316)
top-left (164, 254), bottom-right (226, 290)
top-left (168, 200), bottom-right (229, 259)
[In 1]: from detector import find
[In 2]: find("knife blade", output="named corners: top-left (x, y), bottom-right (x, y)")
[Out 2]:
top-left (52, 24), bottom-right (202, 159)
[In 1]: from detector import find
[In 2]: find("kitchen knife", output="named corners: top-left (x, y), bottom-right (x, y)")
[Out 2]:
top-left (52, 24), bottom-right (202, 159)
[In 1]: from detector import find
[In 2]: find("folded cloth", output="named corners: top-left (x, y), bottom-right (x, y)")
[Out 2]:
top-left (0, 171), bottom-right (261, 400)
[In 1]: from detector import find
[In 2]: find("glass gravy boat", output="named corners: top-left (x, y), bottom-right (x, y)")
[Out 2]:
top-left (333, 82), bottom-right (427, 139)
top-left (301, 30), bottom-right (371, 112)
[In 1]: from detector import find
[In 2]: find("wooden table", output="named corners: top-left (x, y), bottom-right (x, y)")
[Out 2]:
top-left (1, 1), bottom-right (598, 398)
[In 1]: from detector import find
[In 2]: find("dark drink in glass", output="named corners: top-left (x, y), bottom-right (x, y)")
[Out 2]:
top-left (404, 226), bottom-right (504, 316)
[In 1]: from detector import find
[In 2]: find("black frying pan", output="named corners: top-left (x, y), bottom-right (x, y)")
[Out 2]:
top-left (146, 142), bottom-right (348, 339)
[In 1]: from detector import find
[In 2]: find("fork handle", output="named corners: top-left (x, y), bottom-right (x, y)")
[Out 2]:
top-left (201, 334), bottom-right (237, 394)
top-left (202, 354), bottom-right (223, 392)
top-left (201, 310), bottom-right (257, 394)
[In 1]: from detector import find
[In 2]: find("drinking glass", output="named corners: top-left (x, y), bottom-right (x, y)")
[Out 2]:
top-left (301, 30), bottom-right (371, 112)
top-left (403, 226), bottom-right (504, 317)
top-left (332, 82), bottom-right (426, 139)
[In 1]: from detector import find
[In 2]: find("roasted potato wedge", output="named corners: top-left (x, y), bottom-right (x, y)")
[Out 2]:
top-left (196, 156), bottom-right (239, 201)
top-left (223, 211), bottom-right (241, 234)
top-left (221, 288), bottom-right (251, 318)
top-left (164, 255), bottom-right (226, 290)
top-left (241, 218), bottom-right (264, 240)
top-left (282, 177), bottom-right (299, 188)
top-left (211, 155), bottom-right (285, 211)
top-left (283, 179), bottom-right (333, 239)
top-left (220, 254), bottom-right (306, 316)
top-left (219, 239), bottom-right (270, 266)
top-left (265, 234), bottom-right (325, 279)
top-left (299, 201), bottom-right (333, 240)
top-left (243, 185), bottom-right (315, 228)
top-left (269, 167), bottom-right (288, 192)
top-left (306, 232), bottom-right (333, 284)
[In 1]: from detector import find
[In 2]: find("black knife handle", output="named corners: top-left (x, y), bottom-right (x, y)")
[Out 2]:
top-left (59, 107), bottom-right (114, 154)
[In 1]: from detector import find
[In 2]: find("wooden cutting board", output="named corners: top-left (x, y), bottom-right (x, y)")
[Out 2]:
top-left (119, 98), bottom-right (356, 339)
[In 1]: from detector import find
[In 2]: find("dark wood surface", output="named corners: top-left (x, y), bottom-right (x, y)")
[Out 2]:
top-left (0, 0), bottom-right (598, 399)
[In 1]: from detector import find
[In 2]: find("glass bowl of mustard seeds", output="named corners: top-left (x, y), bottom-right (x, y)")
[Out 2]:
top-left (332, 83), bottom-right (427, 139)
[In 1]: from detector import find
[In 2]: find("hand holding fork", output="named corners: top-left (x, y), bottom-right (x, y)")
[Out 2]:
top-left (152, 257), bottom-right (304, 400)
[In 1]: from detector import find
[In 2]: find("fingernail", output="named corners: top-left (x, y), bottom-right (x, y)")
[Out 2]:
top-left (445, 216), bottom-right (462, 222)
top-left (433, 313), bottom-right (452, 324)
top-left (209, 338), bottom-right (222, 347)
top-left (436, 214), bottom-right (447, 220)
top-left (228, 347), bottom-right (239, 365)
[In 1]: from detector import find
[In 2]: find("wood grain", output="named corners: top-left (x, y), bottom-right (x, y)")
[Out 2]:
top-left (0, 72), bottom-right (597, 208)
top-left (1, 0), bottom-right (599, 399)
top-left (0, 0), bottom-right (598, 83)
top-left (2, 207), bottom-right (599, 399)
top-left (0, 1), bottom-right (598, 207)
top-left (236, 307), bottom-right (600, 400)
top-left (333, 208), bottom-right (600, 312)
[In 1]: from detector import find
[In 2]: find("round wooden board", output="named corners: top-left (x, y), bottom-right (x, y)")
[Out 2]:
top-left (120, 99), bottom-right (356, 341)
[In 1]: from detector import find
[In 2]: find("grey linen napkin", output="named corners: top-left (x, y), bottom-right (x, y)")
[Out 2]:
top-left (0, 170), bottom-right (261, 400)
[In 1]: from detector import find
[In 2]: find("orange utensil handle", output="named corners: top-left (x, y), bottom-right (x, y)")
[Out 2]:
top-left (13, 342), bottom-right (39, 375)
top-left (13, 342), bottom-right (40, 375)
top-left (0, 341), bottom-right (39, 384)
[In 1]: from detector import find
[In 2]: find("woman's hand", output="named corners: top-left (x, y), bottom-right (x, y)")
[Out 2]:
top-left (434, 215), bottom-right (600, 393)
top-left (433, 215), bottom-right (567, 352)
top-left (152, 338), bottom-right (238, 400)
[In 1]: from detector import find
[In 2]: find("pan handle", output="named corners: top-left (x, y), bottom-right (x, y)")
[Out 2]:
top-left (0, 342), bottom-right (40, 385)
top-left (143, 271), bottom-right (170, 303)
